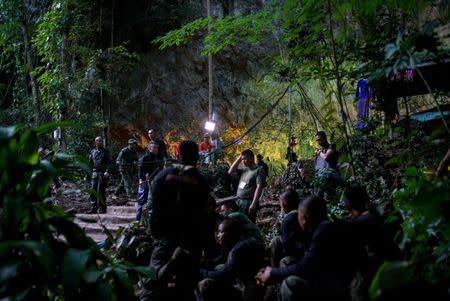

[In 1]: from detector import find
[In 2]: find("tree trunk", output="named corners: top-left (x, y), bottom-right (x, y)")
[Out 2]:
top-left (20, 8), bottom-right (41, 125)
top-left (326, 0), bottom-right (355, 175)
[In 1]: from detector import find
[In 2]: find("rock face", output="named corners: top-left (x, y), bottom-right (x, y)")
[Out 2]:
top-left (106, 0), bottom-right (273, 145)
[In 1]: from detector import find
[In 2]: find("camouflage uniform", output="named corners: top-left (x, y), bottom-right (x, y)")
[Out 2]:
top-left (116, 141), bottom-right (138, 199)
top-left (88, 146), bottom-right (110, 212)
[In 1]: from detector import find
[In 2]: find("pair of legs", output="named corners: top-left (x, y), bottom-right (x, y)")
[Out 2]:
top-left (89, 173), bottom-right (107, 213)
top-left (136, 181), bottom-right (149, 221)
top-left (236, 198), bottom-right (257, 222)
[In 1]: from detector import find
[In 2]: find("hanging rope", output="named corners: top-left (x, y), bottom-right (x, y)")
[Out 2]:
top-left (221, 84), bottom-right (290, 149)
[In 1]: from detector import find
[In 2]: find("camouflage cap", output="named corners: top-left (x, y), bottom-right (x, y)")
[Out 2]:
top-left (128, 138), bottom-right (138, 145)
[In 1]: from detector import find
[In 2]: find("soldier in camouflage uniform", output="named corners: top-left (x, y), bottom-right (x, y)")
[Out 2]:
top-left (88, 136), bottom-right (110, 214)
top-left (116, 139), bottom-right (138, 199)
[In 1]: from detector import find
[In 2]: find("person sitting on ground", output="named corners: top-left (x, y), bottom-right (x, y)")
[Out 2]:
top-left (270, 188), bottom-right (309, 268)
top-left (199, 133), bottom-right (212, 165)
top-left (197, 219), bottom-right (265, 301)
top-left (228, 149), bottom-right (267, 222)
top-left (256, 154), bottom-right (269, 176)
top-left (220, 200), bottom-right (266, 248)
top-left (256, 195), bottom-right (364, 301)
top-left (343, 185), bottom-right (400, 274)
top-left (136, 142), bottom-right (161, 222)
top-left (202, 195), bottom-right (226, 266)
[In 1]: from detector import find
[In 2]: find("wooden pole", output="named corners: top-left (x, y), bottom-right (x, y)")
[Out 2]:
top-left (207, 0), bottom-right (213, 120)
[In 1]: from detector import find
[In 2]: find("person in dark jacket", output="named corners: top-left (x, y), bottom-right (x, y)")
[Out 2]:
top-left (343, 185), bottom-right (400, 275)
top-left (87, 136), bottom-right (110, 214)
top-left (140, 141), bottom-right (209, 301)
top-left (136, 142), bottom-right (162, 221)
top-left (147, 128), bottom-right (168, 161)
top-left (270, 188), bottom-right (309, 267)
top-left (256, 195), bottom-right (364, 301)
top-left (197, 219), bottom-right (265, 301)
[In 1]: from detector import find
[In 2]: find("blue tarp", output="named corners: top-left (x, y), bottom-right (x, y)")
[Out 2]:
top-left (409, 111), bottom-right (450, 122)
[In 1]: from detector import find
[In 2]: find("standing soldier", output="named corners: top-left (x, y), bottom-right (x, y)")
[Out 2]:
top-left (88, 136), bottom-right (110, 214)
top-left (116, 139), bottom-right (138, 200)
top-left (228, 149), bottom-right (267, 222)
top-left (147, 128), bottom-right (168, 161)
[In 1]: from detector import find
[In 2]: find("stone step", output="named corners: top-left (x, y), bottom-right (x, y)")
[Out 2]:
top-left (75, 213), bottom-right (135, 224)
top-left (87, 233), bottom-right (108, 243)
top-left (107, 205), bottom-right (136, 215)
top-left (76, 222), bottom-right (128, 236)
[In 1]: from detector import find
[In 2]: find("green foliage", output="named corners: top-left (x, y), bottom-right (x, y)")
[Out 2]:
top-left (369, 167), bottom-right (449, 299)
top-left (369, 261), bottom-right (414, 300)
top-left (153, 17), bottom-right (210, 49)
top-left (393, 167), bottom-right (450, 279)
top-left (0, 124), bottom-right (154, 300)
top-left (153, 5), bottom-right (276, 56)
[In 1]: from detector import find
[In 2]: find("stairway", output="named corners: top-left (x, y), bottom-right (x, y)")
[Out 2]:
top-left (74, 202), bottom-right (136, 242)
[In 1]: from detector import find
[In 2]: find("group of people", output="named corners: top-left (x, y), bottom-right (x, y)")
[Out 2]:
top-left (86, 129), bottom-right (225, 219)
top-left (87, 129), bottom-right (167, 215)
top-left (85, 129), bottom-right (397, 301)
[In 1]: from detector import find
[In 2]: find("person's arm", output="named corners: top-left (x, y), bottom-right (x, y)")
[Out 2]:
top-left (104, 149), bottom-right (111, 176)
top-left (319, 147), bottom-right (336, 161)
top-left (248, 183), bottom-right (264, 215)
top-left (88, 150), bottom-right (93, 167)
top-left (248, 168), bottom-right (267, 215)
top-left (116, 149), bottom-right (122, 165)
top-left (138, 156), bottom-right (145, 181)
top-left (228, 155), bottom-right (242, 175)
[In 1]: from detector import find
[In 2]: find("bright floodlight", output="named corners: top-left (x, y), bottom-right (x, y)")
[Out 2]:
top-left (204, 121), bottom-right (216, 132)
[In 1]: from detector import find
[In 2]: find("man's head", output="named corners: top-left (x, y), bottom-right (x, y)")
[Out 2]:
top-left (315, 131), bottom-right (328, 148)
top-left (241, 149), bottom-right (255, 167)
top-left (148, 129), bottom-right (156, 140)
top-left (95, 136), bottom-right (103, 148)
top-left (220, 200), bottom-right (239, 216)
top-left (280, 188), bottom-right (300, 213)
top-left (297, 195), bottom-right (328, 232)
top-left (203, 133), bottom-right (210, 142)
top-left (128, 139), bottom-right (138, 149)
top-left (343, 185), bottom-right (369, 217)
top-left (217, 219), bottom-right (241, 247)
top-left (256, 154), bottom-right (263, 163)
top-left (148, 142), bottom-right (159, 155)
top-left (178, 140), bottom-right (199, 165)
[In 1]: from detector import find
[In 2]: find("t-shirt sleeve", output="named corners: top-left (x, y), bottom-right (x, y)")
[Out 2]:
top-left (256, 167), bottom-right (267, 186)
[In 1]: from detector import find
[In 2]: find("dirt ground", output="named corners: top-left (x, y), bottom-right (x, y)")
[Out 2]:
top-left (52, 179), bottom-right (131, 213)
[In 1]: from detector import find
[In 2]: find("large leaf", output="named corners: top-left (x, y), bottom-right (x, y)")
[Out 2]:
top-left (1, 196), bottom-right (25, 240)
top-left (62, 248), bottom-right (92, 299)
top-left (369, 261), bottom-right (413, 300)
top-left (0, 241), bottom-right (55, 280)
top-left (18, 130), bottom-right (39, 164)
